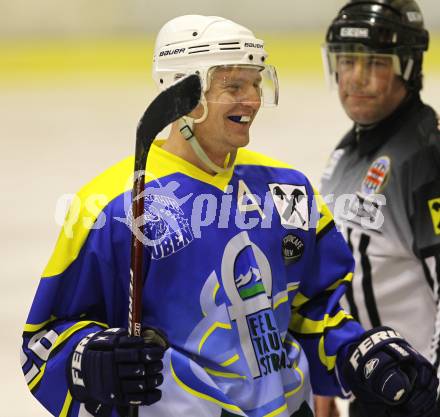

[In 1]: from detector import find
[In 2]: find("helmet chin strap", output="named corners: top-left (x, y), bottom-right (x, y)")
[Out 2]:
top-left (178, 94), bottom-right (236, 174)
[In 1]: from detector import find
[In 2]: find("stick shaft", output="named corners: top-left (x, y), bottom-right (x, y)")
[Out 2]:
top-left (124, 74), bottom-right (201, 417)
top-left (129, 176), bottom-right (145, 338)
top-left (126, 176), bottom-right (146, 417)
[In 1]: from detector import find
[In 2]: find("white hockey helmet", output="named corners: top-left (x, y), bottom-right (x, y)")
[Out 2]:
top-left (152, 15), bottom-right (278, 107)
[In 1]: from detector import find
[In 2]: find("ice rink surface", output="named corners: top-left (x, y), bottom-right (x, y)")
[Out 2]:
top-left (2, 74), bottom-right (440, 416)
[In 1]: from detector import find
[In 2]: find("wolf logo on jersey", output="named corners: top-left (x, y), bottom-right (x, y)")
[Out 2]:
top-left (115, 180), bottom-right (194, 258)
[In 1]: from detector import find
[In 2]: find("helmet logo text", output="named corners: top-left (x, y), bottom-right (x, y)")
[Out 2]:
top-left (159, 48), bottom-right (186, 57)
top-left (244, 42), bottom-right (263, 49)
top-left (340, 27), bottom-right (369, 39)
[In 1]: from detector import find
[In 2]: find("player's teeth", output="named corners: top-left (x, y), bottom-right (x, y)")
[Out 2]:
top-left (228, 115), bottom-right (251, 124)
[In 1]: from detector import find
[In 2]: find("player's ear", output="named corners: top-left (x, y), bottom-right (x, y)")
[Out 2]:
top-left (187, 102), bottom-right (206, 120)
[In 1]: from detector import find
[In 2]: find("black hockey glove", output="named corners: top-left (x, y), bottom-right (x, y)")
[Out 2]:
top-left (69, 327), bottom-right (168, 416)
top-left (339, 327), bottom-right (438, 417)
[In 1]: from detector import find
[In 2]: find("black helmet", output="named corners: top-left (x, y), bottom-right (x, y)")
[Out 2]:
top-left (325, 0), bottom-right (429, 90)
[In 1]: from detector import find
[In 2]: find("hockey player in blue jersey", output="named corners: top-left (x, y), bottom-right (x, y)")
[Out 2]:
top-left (21, 14), bottom-right (438, 417)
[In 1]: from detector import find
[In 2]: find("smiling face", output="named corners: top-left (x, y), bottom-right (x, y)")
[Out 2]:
top-left (192, 66), bottom-right (262, 159)
top-left (337, 54), bottom-right (407, 125)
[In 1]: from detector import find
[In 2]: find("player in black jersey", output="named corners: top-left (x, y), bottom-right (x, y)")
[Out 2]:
top-left (319, 1), bottom-right (440, 416)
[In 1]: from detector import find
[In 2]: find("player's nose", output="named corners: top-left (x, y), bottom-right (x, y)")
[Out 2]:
top-left (239, 86), bottom-right (261, 109)
top-left (350, 59), bottom-right (370, 87)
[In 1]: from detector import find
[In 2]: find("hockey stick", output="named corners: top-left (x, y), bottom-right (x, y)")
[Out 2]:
top-left (127, 74), bottom-right (202, 417)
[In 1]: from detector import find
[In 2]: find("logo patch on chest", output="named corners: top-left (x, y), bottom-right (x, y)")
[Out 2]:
top-left (361, 156), bottom-right (391, 195)
top-left (282, 234), bottom-right (304, 265)
top-left (269, 184), bottom-right (309, 230)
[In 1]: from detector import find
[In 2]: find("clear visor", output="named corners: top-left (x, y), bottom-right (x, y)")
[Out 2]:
top-left (322, 45), bottom-right (402, 93)
top-left (204, 64), bottom-right (279, 107)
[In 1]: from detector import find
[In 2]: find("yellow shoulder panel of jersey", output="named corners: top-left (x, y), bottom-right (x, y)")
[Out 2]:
top-left (42, 155), bottom-right (135, 278)
top-left (42, 142), bottom-right (294, 278)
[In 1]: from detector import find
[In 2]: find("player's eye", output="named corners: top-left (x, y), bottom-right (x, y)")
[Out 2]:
top-left (226, 83), bottom-right (241, 91)
top-left (370, 57), bottom-right (389, 67)
top-left (223, 78), bottom-right (244, 92)
top-left (338, 56), bottom-right (355, 67)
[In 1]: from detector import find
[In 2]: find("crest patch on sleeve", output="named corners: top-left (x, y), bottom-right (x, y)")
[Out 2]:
top-left (428, 198), bottom-right (440, 235)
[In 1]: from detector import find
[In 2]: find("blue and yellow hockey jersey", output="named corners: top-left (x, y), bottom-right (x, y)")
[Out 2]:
top-left (21, 140), bottom-right (364, 417)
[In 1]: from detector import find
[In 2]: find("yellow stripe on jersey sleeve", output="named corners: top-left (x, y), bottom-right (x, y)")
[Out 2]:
top-left (291, 291), bottom-right (310, 309)
top-left (318, 336), bottom-right (337, 371)
top-left (23, 315), bottom-right (58, 333)
top-left (313, 189), bottom-right (334, 237)
top-left (291, 273), bottom-right (353, 310)
top-left (28, 320), bottom-right (108, 390)
top-left (289, 310), bottom-right (352, 370)
top-left (289, 310), bottom-right (352, 336)
top-left (326, 272), bottom-right (353, 291)
top-left (59, 390), bottom-right (72, 417)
